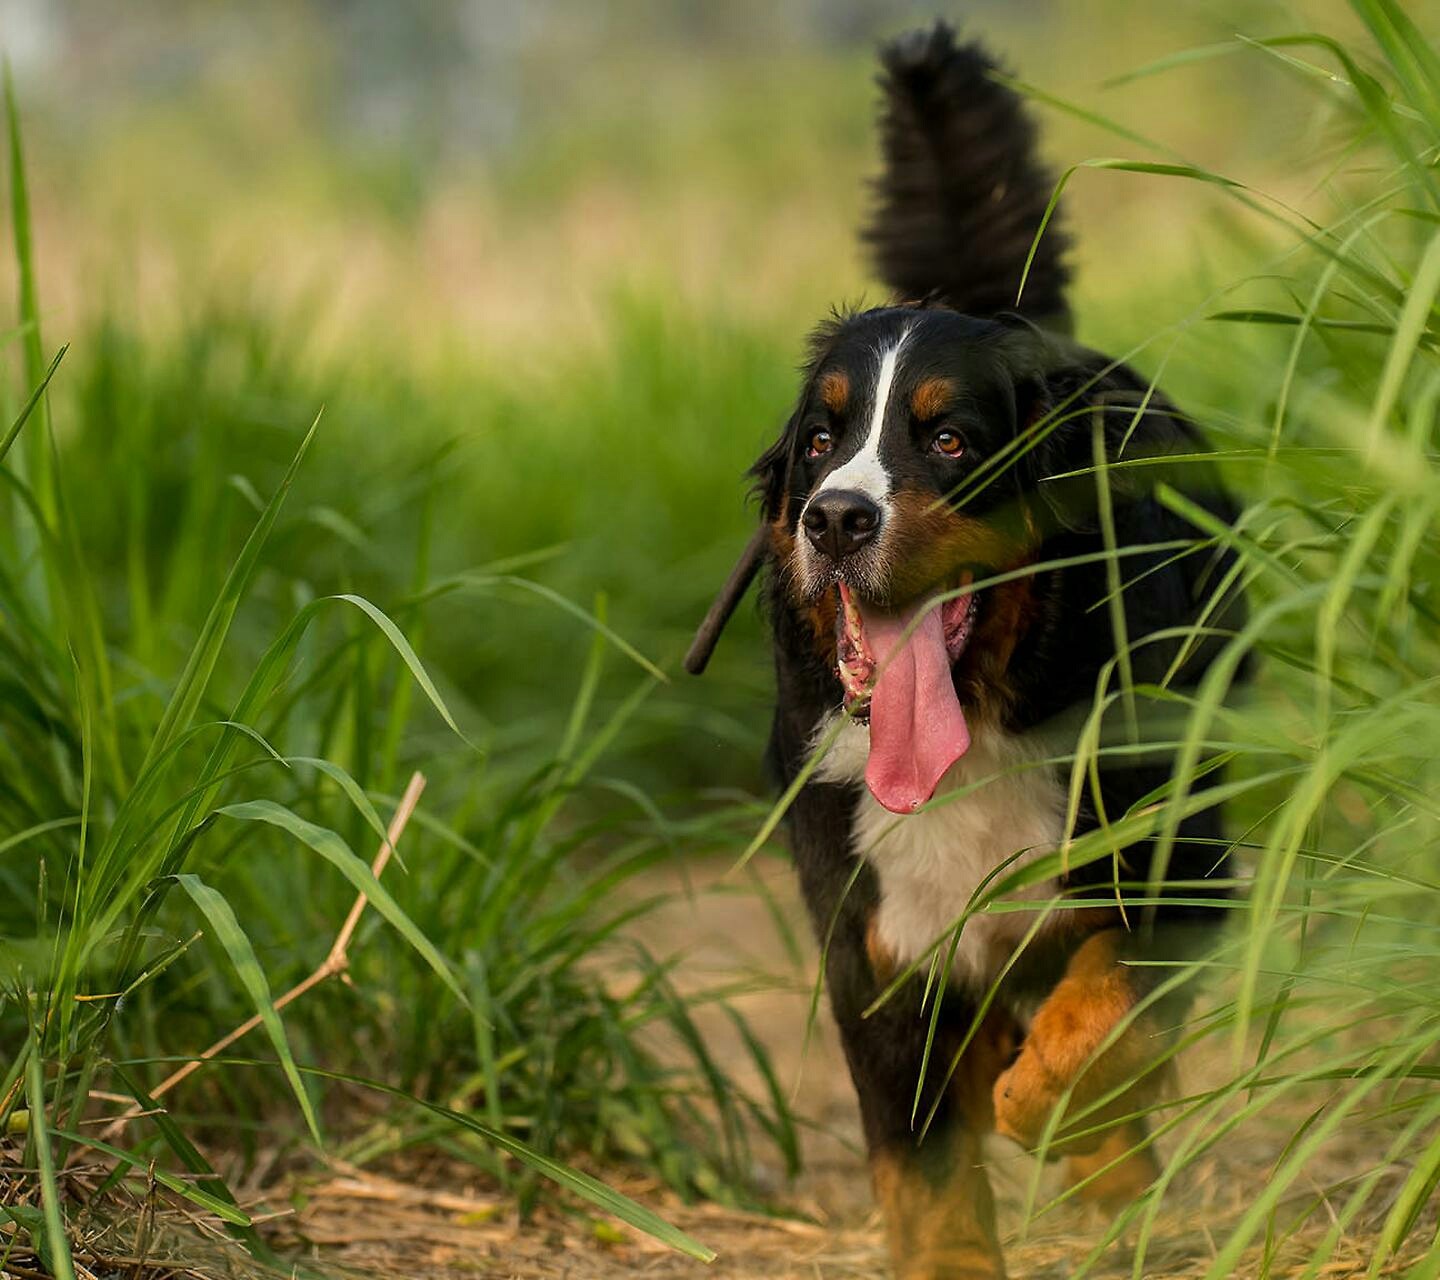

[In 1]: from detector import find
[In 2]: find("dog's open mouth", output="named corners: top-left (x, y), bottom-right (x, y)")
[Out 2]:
top-left (834, 575), bottom-right (978, 815)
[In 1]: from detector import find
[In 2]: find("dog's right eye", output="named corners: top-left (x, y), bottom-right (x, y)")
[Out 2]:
top-left (806, 429), bottom-right (834, 459)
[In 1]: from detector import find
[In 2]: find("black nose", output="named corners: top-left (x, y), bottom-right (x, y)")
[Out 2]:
top-left (801, 490), bottom-right (881, 562)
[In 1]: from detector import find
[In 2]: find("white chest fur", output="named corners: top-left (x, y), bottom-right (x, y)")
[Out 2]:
top-left (814, 715), bottom-right (1067, 990)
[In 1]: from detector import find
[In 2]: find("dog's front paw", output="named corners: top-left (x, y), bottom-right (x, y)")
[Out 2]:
top-left (992, 1039), bottom-right (1070, 1152)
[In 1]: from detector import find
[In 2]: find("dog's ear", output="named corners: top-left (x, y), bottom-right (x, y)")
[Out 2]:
top-left (683, 411), bottom-right (798, 676)
top-left (748, 409), bottom-right (800, 524)
top-left (749, 309), bottom-right (855, 520)
top-left (686, 320), bottom-right (844, 676)
top-left (1014, 349), bottom-right (1195, 535)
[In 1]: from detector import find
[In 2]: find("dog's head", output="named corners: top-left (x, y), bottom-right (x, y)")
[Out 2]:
top-left (755, 306), bottom-right (1047, 602)
top-left (682, 300), bottom-right (1196, 814)
top-left (750, 304), bottom-right (1081, 813)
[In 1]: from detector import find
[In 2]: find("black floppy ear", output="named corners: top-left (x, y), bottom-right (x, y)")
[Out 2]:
top-left (748, 310), bottom-right (848, 524)
top-left (686, 313), bottom-right (847, 676)
top-left (747, 409), bottom-right (801, 524)
top-left (682, 412), bottom-right (798, 676)
top-left (1021, 355), bottom-right (1197, 534)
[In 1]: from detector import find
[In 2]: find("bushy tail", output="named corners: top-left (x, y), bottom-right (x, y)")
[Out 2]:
top-left (863, 22), bottom-right (1071, 329)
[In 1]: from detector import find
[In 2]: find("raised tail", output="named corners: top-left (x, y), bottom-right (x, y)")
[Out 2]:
top-left (862, 22), bottom-right (1071, 330)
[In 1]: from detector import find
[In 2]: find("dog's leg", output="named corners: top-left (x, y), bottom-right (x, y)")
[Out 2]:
top-left (871, 1131), bottom-right (1001, 1280)
top-left (879, 1010), bottom-right (1021, 1279)
top-left (781, 779), bottom-right (1014, 1277)
top-left (992, 929), bottom-right (1170, 1155)
top-left (839, 927), bottom-right (1015, 1279)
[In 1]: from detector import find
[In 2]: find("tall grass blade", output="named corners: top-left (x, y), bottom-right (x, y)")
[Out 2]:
top-left (4, 61), bottom-right (54, 531)
top-left (0, 343), bottom-right (63, 466)
top-left (141, 412), bottom-right (321, 776)
top-left (215, 798), bottom-right (466, 1003)
top-left (23, 1048), bottom-right (75, 1280)
top-left (173, 873), bottom-right (322, 1143)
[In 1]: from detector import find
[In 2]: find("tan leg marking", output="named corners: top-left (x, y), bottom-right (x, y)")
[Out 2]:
top-left (870, 1013), bottom-right (1018, 1279)
top-left (993, 930), bottom-right (1169, 1154)
top-left (866, 913), bottom-right (897, 984)
top-left (872, 1140), bottom-right (1006, 1280)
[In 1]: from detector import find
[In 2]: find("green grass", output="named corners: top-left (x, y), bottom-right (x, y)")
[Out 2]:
top-left (3, 0), bottom-right (1440, 1275)
top-left (0, 67), bottom-right (800, 1276)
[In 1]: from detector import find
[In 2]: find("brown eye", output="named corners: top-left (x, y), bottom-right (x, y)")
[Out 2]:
top-left (806, 429), bottom-right (834, 458)
top-left (932, 430), bottom-right (963, 457)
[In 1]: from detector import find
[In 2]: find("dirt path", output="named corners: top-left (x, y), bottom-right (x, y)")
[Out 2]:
top-left (250, 855), bottom-right (1434, 1279)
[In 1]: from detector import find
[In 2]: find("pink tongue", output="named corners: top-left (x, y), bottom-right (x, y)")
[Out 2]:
top-left (861, 601), bottom-right (971, 814)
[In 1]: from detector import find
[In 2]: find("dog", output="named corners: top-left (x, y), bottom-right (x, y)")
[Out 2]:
top-left (686, 23), bottom-right (1245, 1279)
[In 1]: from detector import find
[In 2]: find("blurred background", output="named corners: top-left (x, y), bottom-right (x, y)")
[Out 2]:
top-left (0, 0), bottom-right (1366, 795)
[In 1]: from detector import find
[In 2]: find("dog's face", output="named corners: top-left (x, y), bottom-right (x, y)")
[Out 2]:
top-left (768, 307), bottom-right (1038, 606)
top-left (754, 305), bottom-right (1051, 813)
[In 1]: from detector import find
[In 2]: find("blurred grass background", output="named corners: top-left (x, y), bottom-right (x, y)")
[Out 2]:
top-left (0, 0), bottom-right (1369, 793)
top-left (4, 1), bottom-right (1440, 1275)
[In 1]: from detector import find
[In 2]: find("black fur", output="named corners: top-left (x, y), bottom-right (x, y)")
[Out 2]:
top-left (739, 25), bottom-right (1246, 1272)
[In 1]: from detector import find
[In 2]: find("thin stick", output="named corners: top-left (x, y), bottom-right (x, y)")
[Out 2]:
top-left (99, 772), bottom-right (426, 1141)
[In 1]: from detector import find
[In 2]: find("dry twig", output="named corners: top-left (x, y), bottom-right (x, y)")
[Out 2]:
top-left (98, 773), bottom-right (427, 1142)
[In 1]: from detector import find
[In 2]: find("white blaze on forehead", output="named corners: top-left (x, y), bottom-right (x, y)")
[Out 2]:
top-left (811, 327), bottom-right (911, 505)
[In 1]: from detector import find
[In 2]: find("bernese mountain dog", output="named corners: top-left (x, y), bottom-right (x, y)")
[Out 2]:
top-left (686, 23), bottom-right (1245, 1279)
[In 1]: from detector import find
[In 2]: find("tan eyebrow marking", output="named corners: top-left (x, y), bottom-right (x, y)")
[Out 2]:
top-left (817, 370), bottom-right (850, 413)
top-left (910, 377), bottom-right (955, 422)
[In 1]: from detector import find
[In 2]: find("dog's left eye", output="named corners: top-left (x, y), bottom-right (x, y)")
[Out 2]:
top-left (932, 431), bottom-right (964, 457)
top-left (806, 429), bottom-right (834, 458)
